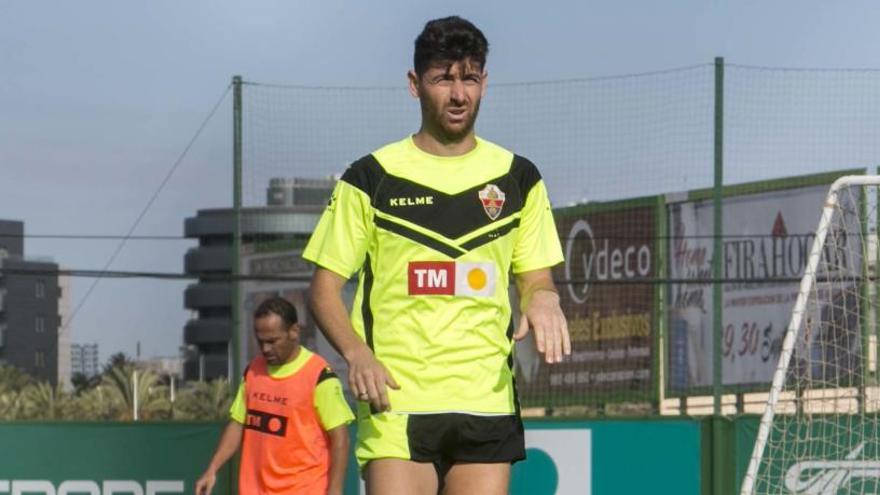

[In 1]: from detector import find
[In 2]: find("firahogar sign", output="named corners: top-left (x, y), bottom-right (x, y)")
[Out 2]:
top-left (666, 171), bottom-right (864, 393)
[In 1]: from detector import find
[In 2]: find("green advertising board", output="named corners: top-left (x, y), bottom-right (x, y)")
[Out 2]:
top-left (735, 415), bottom-right (880, 494)
top-left (0, 419), bottom-right (703, 495)
top-left (512, 418), bottom-right (702, 495)
top-left (0, 422), bottom-right (232, 494)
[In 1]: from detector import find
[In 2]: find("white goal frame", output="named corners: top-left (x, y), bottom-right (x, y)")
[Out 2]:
top-left (741, 175), bottom-right (880, 495)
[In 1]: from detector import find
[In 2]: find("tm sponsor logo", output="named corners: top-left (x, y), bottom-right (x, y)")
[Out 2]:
top-left (785, 443), bottom-right (880, 494)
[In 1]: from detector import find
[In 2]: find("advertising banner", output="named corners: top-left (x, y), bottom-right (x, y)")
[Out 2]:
top-left (0, 423), bottom-right (230, 494)
top-left (735, 416), bottom-right (880, 494)
top-left (517, 200), bottom-right (658, 404)
top-left (513, 419), bottom-right (700, 495)
top-left (667, 178), bottom-right (863, 392)
top-left (0, 420), bottom-right (700, 495)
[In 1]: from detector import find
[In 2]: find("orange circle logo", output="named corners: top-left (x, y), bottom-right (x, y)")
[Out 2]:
top-left (268, 417), bottom-right (282, 433)
top-left (467, 268), bottom-right (487, 290)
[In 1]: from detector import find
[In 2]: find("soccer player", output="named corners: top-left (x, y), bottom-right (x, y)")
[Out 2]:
top-left (304, 16), bottom-right (570, 495)
top-left (195, 297), bottom-right (353, 495)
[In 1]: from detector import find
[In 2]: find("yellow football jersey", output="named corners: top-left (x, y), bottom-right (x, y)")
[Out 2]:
top-left (303, 136), bottom-right (563, 414)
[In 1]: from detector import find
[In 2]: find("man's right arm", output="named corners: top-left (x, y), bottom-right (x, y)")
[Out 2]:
top-left (309, 267), bottom-right (399, 412)
top-left (194, 421), bottom-right (243, 495)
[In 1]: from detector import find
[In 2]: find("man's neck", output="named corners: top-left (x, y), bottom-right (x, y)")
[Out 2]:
top-left (278, 346), bottom-right (302, 367)
top-left (412, 129), bottom-right (477, 157)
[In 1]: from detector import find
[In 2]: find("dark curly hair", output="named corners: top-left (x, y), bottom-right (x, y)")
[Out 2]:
top-left (414, 16), bottom-right (489, 77)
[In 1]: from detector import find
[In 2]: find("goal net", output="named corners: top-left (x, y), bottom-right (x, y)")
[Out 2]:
top-left (742, 176), bottom-right (880, 495)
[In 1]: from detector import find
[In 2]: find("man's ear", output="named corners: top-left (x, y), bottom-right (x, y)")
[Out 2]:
top-left (288, 323), bottom-right (301, 339)
top-left (407, 70), bottom-right (420, 99)
top-left (481, 69), bottom-right (488, 98)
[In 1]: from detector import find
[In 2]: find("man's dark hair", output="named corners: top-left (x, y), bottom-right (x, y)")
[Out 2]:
top-left (254, 297), bottom-right (298, 329)
top-left (414, 16), bottom-right (489, 77)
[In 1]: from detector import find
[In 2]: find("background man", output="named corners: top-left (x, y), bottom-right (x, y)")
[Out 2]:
top-left (195, 297), bottom-right (353, 495)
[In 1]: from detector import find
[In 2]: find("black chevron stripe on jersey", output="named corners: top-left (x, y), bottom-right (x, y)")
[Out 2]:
top-left (373, 174), bottom-right (521, 239)
top-left (374, 217), bottom-right (466, 258)
top-left (340, 154), bottom-right (386, 198)
top-left (459, 219), bottom-right (521, 251)
top-left (341, 153), bottom-right (542, 256)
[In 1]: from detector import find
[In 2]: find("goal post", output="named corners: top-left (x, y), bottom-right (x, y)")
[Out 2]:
top-left (741, 175), bottom-right (880, 495)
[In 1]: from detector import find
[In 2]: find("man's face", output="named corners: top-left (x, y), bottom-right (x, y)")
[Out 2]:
top-left (409, 59), bottom-right (487, 142)
top-left (253, 313), bottom-right (300, 366)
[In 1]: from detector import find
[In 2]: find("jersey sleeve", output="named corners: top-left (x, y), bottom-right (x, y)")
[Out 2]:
top-left (313, 368), bottom-right (355, 431)
top-left (302, 179), bottom-right (373, 279)
top-left (512, 179), bottom-right (564, 274)
top-left (229, 381), bottom-right (246, 424)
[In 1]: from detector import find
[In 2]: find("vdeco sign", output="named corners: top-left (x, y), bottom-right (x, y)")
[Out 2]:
top-left (784, 443), bottom-right (880, 494)
top-left (564, 218), bottom-right (652, 304)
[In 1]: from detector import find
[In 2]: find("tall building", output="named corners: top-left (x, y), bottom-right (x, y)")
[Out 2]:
top-left (182, 177), bottom-right (334, 381)
top-left (0, 220), bottom-right (61, 385)
top-left (71, 343), bottom-right (100, 378)
top-left (57, 272), bottom-right (72, 388)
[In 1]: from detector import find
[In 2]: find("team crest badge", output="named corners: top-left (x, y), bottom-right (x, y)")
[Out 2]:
top-left (478, 184), bottom-right (506, 220)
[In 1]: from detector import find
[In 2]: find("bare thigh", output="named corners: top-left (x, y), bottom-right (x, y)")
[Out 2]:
top-left (442, 462), bottom-right (510, 495)
top-left (366, 458), bottom-right (439, 495)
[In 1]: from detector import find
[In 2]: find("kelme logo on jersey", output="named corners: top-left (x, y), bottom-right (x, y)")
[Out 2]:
top-left (479, 184), bottom-right (506, 220)
top-left (408, 261), bottom-right (496, 297)
top-left (390, 196), bottom-right (434, 207)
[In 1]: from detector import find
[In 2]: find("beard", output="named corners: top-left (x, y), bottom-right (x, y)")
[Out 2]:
top-left (422, 98), bottom-right (482, 143)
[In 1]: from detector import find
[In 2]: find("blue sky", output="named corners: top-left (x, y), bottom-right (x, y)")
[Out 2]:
top-left (2, 0), bottom-right (880, 363)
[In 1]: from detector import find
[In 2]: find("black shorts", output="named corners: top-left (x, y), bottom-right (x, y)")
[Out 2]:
top-left (357, 411), bottom-right (525, 479)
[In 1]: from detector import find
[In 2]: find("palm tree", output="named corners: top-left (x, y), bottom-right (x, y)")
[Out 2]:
top-left (71, 372), bottom-right (101, 394)
top-left (0, 365), bottom-right (32, 391)
top-left (0, 365), bottom-right (32, 420)
top-left (101, 364), bottom-right (170, 420)
top-left (103, 352), bottom-right (133, 374)
top-left (68, 384), bottom-right (117, 420)
top-left (18, 382), bottom-right (74, 420)
top-left (174, 379), bottom-right (232, 420)
top-left (0, 389), bottom-right (22, 420)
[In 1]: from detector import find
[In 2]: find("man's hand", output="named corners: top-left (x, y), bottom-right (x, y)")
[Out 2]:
top-left (514, 269), bottom-right (570, 364)
top-left (311, 267), bottom-right (401, 412)
top-left (347, 347), bottom-right (400, 412)
top-left (195, 421), bottom-right (241, 495)
top-left (194, 470), bottom-right (216, 495)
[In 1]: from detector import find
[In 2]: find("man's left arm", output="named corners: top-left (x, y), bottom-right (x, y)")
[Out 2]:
top-left (514, 268), bottom-right (570, 364)
top-left (509, 163), bottom-right (569, 364)
top-left (314, 370), bottom-right (355, 495)
top-left (326, 424), bottom-right (350, 495)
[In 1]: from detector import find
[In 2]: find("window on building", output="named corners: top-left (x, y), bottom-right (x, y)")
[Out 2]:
top-left (35, 280), bottom-right (45, 298)
top-left (35, 316), bottom-right (45, 333)
top-left (35, 351), bottom-right (45, 368)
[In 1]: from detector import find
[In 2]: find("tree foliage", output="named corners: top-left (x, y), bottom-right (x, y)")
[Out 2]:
top-left (0, 356), bottom-right (231, 421)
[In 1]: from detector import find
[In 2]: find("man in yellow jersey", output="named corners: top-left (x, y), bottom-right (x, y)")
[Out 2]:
top-left (195, 297), bottom-right (354, 495)
top-left (304, 16), bottom-right (570, 495)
